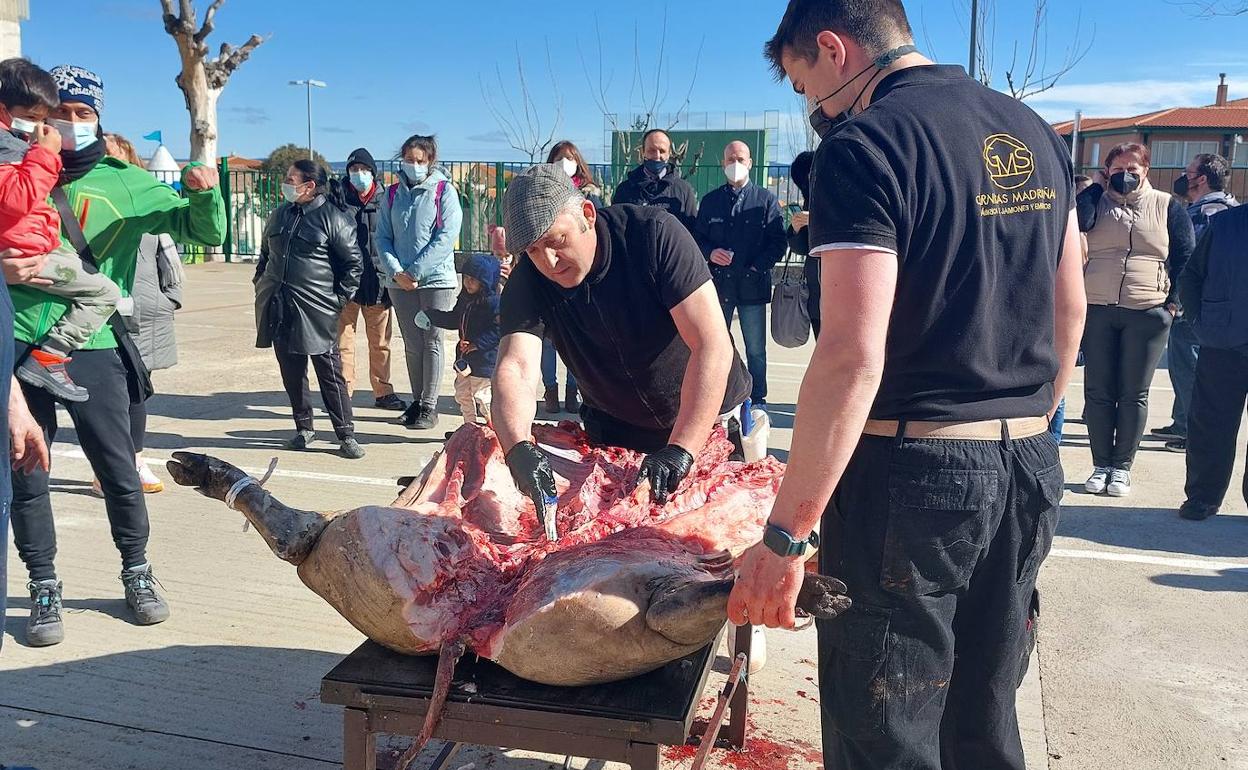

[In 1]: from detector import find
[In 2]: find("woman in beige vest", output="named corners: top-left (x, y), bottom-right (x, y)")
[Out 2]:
top-left (1079, 143), bottom-right (1196, 497)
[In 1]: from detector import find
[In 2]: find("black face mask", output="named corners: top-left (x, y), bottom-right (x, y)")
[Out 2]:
top-left (58, 137), bottom-right (106, 186)
top-left (807, 44), bottom-right (918, 139)
top-left (1172, 174), bottom-right (1199, 198)
top-left (1109, 171), bottom-right (1141, 196)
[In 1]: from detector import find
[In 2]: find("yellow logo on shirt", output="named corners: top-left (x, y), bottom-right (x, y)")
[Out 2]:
top-left (983, 134), bottom-right (1035, 190)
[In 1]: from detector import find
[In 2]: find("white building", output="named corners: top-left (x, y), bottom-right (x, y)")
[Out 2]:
top-left (0, 0), bottom-right (28, 59)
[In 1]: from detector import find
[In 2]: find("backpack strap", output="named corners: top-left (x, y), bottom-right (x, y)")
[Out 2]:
top-left (434, 180), bottom-right (448, 230)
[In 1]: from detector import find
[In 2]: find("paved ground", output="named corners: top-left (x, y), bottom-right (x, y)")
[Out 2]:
top-left (1, 263), bottom-right (1245, 769)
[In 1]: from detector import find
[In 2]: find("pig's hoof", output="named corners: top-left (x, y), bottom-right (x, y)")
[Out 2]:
top-left (167, 452), bottom-right (216, 490)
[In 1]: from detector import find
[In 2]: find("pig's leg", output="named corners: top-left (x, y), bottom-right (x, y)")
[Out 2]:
top-left (166, 452), bottom-right (331, 565)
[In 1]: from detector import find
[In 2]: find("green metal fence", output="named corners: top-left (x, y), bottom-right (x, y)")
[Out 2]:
top-left (216, 158), bottom-right (805, 262)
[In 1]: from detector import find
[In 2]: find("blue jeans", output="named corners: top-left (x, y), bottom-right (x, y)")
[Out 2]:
top-left (723, 302), bottom-right (768, 403)
top-left (1049, 398), bottom-right (1066, 443)
top-left (1167, 317), bottom-right (1199, 436)
top-left (541, 337), bottom-right (576, 390)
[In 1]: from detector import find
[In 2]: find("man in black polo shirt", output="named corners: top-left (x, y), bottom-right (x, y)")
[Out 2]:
top-left (495, 164), bottom-right (751, 524)
top-left (728, 2), bottom-right (1087, 769)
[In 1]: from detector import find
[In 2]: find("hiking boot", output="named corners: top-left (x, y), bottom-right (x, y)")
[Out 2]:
top-left (1106, 469), bottom-right (1132, 498)
top-left (1165, 439), bottom-right (1187, 453)
top-left (17, 350), bottom-right (89, 403)
top-left (339, 437), bottom-right (366, 460)
top-left (564, 385), bottom-right (580, 415)
top-left (375, 394), bottom-right (408, 412)
top-left (1179, 500), bottom-right (1219, 521)
top-left (287, 430), bottom-right (316, 450)
top-left (25, 579), bottom-right (65, 647)
top-left (1084, 467), bottom-right (1110, 494)
top-left (543, 386), bottom-right (560, 414)
top-left (411, 404), bottom-right (438, 431)
top-left (398, 402), bottom-right (420, 427)
top-left (121, 565), bottom-right (170, 625)
top-left (1151, 424), bottom-right (1183, 439)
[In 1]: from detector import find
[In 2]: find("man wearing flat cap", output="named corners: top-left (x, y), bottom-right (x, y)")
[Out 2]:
top-left (495, 164), bottom-right (752, 519)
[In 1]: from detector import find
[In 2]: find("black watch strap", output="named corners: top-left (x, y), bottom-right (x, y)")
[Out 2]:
top-left (763, 523), bottom-right (820, 558)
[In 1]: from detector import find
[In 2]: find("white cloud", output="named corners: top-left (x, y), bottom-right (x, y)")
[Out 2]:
top-left (1022, 74), bottom-right (1248, 122)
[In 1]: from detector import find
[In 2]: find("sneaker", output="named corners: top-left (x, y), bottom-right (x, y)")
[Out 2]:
top-left (1151, 424), bottom-right (1183, 439)
top-left (375, 394), bottom-right (408, 412)
top-left (25, 579), bottom-right (65, 647)
top-left (564, 385), bottom-right (580, 415)
top-left (121, 565), bottom-right (170, 625)
top-left (137, 462), bottom-right (165, 494)
top-left (1084, 467), bottom-right (1111, 494)
top-left (287, 430), bottom-right (316, 450)
top-left (1179, 500), bottom-right (1219, 521)
top-left (1106, 469), bottom-right (1132, 497)
top-left (543, 386), bottom-right (560, 414)
top-left (17, 350), bottom-right (89, 403)
top-left (339, 437), bottom-right (366, 460)
top-left (412, 404), bottom-right (438, 431)
top-left (398, 402), bottom-right (420, 427)
top-left (1165, 439), bottom-right (1187, 453)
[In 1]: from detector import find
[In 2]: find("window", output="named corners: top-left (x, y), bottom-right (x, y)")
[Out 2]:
top-left (1152, 140), bottom-right (1221, 168)
top-left (1232, 139), bottom-right (1248, 168)
top-left (1090, 142), bottom-right (1101, 167)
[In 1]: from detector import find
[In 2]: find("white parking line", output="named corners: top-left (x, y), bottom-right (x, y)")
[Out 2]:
top-left (50, 447), bottom-right (409, 488)
top-left (1049, 547), bottom-right (1247, 573)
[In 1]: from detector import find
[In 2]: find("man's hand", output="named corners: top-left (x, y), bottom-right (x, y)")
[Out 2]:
top-left (790, 211), bottom-right (810, 232)
top-left (1, 248), bottom-right (51, 286)
top-left (505, 441), bottom-right (559, 538)
top-left (395, 273), bottom-right (418, 291)
top-left (183, 165), bottom-right (220, 192)
top-left (635, 444), bottom-right (694, 504)
top-left (709, 248), bottom-right (734, 267)
top-left (34, 124), bottom-right (62, 154)
top-left (1166, 302), bottom-right (1181, 318)
top-left (727, 542), bottom-right (805, 629)
top-left (10, 381), bottom-right (49, 476)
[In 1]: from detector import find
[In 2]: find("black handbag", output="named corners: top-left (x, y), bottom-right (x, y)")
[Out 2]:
top-left (50, 188), bottom-right (155, 404)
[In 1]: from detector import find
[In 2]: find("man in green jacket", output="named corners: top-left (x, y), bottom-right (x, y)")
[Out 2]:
top-left (11, 64), bottom-right (226, 647)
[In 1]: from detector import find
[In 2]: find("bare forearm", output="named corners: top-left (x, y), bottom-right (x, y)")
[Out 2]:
top-left (492, 360), bottom-right (539, 453)
top-left (767, 356), bottom-right (883, 540)
top-left (1052, 301), bottom-right (1085, 414)
top-left (668, 340), bottom-right (732, 453)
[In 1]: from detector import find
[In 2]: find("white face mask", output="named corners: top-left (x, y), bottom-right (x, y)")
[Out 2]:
top-left (52, 119), bottom-right (99, 151)
top-left (402, 161), bottom-right (428, 184)
top-left (10, 117), bottom-right (39, 135)
top-left (560, 158), bottom-right (578, 178)
top-left (724, 161), bottom-right (750, 185)
top-left (349, 170), bottom-right (373, 192)
top-left (281, 183), bottom-right (302, 203)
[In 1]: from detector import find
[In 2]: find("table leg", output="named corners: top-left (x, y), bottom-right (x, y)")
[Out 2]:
top-left (625, 742), bottom-right (661, 770)
top-left (727, 625), bottom-right (751, 750)
top-left (344, 708), bottom-right (377, 770)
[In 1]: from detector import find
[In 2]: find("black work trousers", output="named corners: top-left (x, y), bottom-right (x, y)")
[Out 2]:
top-left (817, 428), bottom-right (1061, 770)
top-left (275, 346), bottom-right (355, 440)
top-left (1184, 346), bottom-right (1248, 509)
top-left (10, 344), bottom-right (150, 582)
top-left (1082, 304), bottom-right (1172, 469)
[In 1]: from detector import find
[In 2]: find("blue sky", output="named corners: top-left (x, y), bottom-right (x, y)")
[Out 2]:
top-left (20, 1), bottom-right (1248, 164)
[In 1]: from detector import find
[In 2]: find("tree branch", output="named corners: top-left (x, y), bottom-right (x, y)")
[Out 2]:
top-left (195, 0), bottom-right (227, 44)
top-left (204, 34), bottom-right (264, 89)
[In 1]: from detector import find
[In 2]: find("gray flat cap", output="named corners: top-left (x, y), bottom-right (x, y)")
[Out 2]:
top-left (503, 164), bottom-right (582, 254)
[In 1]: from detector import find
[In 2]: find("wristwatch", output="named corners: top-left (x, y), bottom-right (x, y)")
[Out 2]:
top-left (762, 523), bottom-right (820, 558)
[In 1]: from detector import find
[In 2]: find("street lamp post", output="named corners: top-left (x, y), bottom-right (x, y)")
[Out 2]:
top-left (289, 79), bottom-right (327, 159)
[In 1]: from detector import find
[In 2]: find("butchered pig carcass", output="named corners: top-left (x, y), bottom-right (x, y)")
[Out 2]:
top-left (168, 423), bottom-right (848, 688)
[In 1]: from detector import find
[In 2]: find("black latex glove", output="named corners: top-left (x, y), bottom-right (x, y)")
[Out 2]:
top-left (505, 441), bottom-right (559, 538)
top-left (636, 444), bottom-right (695, 504)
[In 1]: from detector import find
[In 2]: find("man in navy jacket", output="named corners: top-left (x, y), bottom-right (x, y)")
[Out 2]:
top-left (695, 141), bottom-right (787, 404)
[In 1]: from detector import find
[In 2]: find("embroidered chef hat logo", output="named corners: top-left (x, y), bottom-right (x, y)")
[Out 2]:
top-left (983, 133), bottom-right (1034, 191)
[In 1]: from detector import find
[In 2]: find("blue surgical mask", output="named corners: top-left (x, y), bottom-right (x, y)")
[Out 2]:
top-left (402, 161), bottom-right (428, 184)
top-left (643, 158), bottom-right (667, 176)
top-left (349, 170), bottom-right (374, 192)
top-left (52, 119), bottom-right (99, 151)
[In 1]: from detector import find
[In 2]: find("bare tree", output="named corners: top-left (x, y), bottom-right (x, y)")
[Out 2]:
top-left (940, 0), bottom-right (1092, 101)
top-left (158, 0), bottom-right (265, 163)
top-left (1174, 0), bottom-right (1248, 14)
top-left (579, 10), bottom-right (703, 174)
top-left (480, 44), bottom-right (563, 163)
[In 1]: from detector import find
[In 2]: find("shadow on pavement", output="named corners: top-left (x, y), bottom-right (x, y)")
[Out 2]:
top-left (1150, 568), bottom-right (1248, 593)
top-left (1058, 505), bottom-right (1248, 558)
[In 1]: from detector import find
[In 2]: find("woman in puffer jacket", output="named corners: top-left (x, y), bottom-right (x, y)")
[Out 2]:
top-left (1078, 142), bottom-right (1195, 497)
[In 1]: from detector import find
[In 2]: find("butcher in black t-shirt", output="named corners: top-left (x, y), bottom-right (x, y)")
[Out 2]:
top-left (728, 3), bottom-right (1088, 769)
top-left (494, 164), bottom-right (751, 525)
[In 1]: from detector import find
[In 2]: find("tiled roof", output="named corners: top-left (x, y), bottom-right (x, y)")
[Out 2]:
top-left (1053, 98), bottom-right (1248, 136)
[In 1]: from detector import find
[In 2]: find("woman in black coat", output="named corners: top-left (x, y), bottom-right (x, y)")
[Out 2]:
top-left (255, 159), bottom-right (366, 459)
